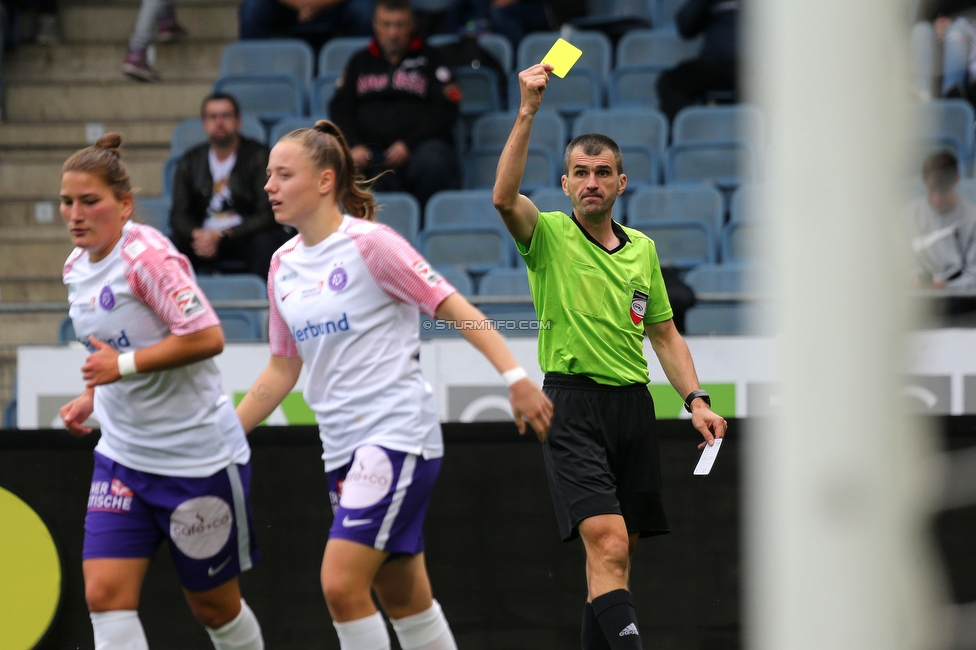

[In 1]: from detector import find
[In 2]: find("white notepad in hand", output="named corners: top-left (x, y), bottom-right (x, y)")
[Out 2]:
top-left (694, 438), bottom-right (723, 475)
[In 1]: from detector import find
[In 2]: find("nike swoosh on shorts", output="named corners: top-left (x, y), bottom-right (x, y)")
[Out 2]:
top-left (342, 516), bottom-right (372, 527)
top-left (208, 556), bottom-right (233, 577)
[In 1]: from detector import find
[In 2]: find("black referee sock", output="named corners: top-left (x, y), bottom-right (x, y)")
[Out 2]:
top-left (592, 589), bottom-right (643, 649)
top-left (581, 602), bottom-right (611, 650)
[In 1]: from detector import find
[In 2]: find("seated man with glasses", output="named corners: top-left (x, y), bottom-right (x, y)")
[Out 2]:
top-left (169, 92), bottom-right (291, 279)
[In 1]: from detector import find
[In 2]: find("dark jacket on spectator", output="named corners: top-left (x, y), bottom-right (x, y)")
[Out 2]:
top-left (916, 0), bottom-right (976, 21)
top-left (169, 137), bottom-right (274, 243)
top-left (676, 0), bottom-right (739, 63)
top-left (329, 37), bottom-right (459, 151)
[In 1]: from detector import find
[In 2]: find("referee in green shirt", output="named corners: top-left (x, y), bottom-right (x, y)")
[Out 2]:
top-left (493, 64), bottom-right (728, 650)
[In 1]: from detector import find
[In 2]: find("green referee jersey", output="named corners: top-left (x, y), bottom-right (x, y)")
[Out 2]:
top-left (516, 210), bottom-right (673, 386)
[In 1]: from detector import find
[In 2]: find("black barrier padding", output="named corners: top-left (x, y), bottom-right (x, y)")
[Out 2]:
top-left (2, 419), bottom-right (733, 649)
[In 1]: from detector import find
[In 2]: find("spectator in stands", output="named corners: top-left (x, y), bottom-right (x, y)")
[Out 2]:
top-left (655, 0), bottom-right (739, 123)
top-left (169, 93), bottom-right (291, 279)
top-left (122, 0), bottom-right (188, 81)
top-left (908, 152), bottom-right (976, 297)
top-left (329, 0), bottom-right (461, 209)
top-left (911, 0), bottom-right (976, 101)
top-left (445, 0), bottom-right (550, 49)
top-left (238, 0), bottom-right (373, 44)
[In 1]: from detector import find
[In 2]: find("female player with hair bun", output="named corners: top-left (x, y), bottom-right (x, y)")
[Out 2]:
top-left (59, 133), bottom-right (265, 650)
top-left (235, 119), bottom-right (553, 650)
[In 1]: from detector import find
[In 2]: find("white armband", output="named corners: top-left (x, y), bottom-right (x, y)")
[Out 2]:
top-left (117, 352), bottom-right (138, 377)
top-left (502, 367), bottom-right (528, 387)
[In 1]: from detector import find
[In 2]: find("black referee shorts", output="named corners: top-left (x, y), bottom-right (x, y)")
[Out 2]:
top-left (542, 373), bottom-right (670, 542)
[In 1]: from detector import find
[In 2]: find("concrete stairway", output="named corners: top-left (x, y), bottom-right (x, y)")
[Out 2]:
top-left (0, 0), bottom-right (235, 345)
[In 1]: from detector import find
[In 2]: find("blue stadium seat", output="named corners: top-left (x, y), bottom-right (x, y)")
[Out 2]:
top-left (919, 99), bottom-right (975, 164)
top-left (170, 116), bottom-right (267, 157)
top-left (517, 31), bottom-right (613, 79)
top-left (729, 183), bottom-right (765, 223)
top-left (608, 66), bottom-right (661, 108)
top-left (426, 33), bottom-right (458, 48)
top-left (472, 111), bottom-right (567, 161)
top-left (508, 68), bottom-right (602, 118)
top-left (2, 393), bottom-right (15, 429)
top-left (220, 39), bottom-right (315, 86)
top-left (573, 107), bottom-right (668, 160)
top-left (196, 274), bottom-right (268, 301)
top-left (478, 33), bottom-right (513, 73)
top-left (672, 105), bottom-right (765, 151)
top-left (317, 36), bottom-right (370, 76)
top-left (615, 28), bottom-right (700, 69)
top-left (59, 316), bottom-right (77, 343)
top-left (419, 226), bottom-right (512, 274)
top-left (163, 155), bottom-right (179, 198)
top-left (433, 265), bottom-right (474, 296)
top-left (217, 309), bottom-right (264, 342)
top-left (628, 219), bottom-right (715, 268)
top-left (268, 115), bottom-right (322, 145)
top-left (453, 67), bottom-right (503, 117)
top-left (424, 189), bottom-right (496, 228)
top-left (627, 185), bottom-right (724, 231)
top-left (374, 192), bottom-right (421, 246)
top-left (665, 142), bottom-right (757, 190)
top-left (479, 267), bottom-right (530, 296)
top-left (213, 76), bottom-right (306, 121)
top-left (721, 221), bottom-right (761, 263)
top-left (654, 0), bottom-right (685, 27)
top-left (464, 146), bottom-right (557, 192)
top-left (618, 145), bottom-right (661, 189)
top-left (685, 303), bottom-right (770, 336)
top-left (477, 267), bottom-right (536, 337)
top-left (135, 197), bottom-right (171, 235)
top-left (309, 75), bottom-right (340, 116)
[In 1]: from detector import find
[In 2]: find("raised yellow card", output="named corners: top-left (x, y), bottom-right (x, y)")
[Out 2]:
top-left (541, 38), bottom-right (583, 78)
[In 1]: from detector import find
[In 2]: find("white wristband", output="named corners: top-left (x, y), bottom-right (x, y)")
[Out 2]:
top-left (117, 352), bottom-right (138, 377)
top-left (502, 367), bottom-right (528, 387)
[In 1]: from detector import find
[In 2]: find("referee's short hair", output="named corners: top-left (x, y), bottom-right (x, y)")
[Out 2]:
top-left (565, 134), bottom-right (623, 175)
top-left (200, 92), bottom-right (241, 119)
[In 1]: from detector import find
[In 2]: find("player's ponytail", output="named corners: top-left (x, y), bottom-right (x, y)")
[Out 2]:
top-left (62, 132), bottom-right (132, 200)
top-left (280, 120), bottom-right (377, 221)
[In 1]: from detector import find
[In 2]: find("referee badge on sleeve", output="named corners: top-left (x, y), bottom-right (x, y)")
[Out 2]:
top-left (630, 290), bottom-right (648, 325)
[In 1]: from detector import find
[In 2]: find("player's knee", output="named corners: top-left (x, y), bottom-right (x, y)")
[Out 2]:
top-left (322, 575), bottom-right (370, 618)
top-left (85, 577), bottom-right (129, 612)
top-left (588, 535), bottom-right (631, 579)
top-left (188, 598), bottom-right (236, 629)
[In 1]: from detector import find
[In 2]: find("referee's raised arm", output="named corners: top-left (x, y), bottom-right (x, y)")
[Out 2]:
top-left (492, 64), bottom-right (553, 248)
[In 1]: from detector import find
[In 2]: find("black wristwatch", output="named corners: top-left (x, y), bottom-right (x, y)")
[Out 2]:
top-left (684, 389), bottom-right (711, 413)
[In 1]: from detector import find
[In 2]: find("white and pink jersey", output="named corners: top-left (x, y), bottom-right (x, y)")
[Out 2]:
top-left (63, 222), bottom-right (250, 478)
top-left (268, 216), bottom-right (455, 471)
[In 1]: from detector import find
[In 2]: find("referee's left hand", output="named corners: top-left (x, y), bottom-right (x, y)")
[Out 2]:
top-left (510, 378), bottom-right (553, 443)
top-left (82, 336), bottom-right (122, 388)
top-left (692, 402), bottom-right (727, 449)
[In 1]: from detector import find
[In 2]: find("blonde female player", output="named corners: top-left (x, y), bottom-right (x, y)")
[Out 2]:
top-left (235, 120), bottom-right (553, 650)
top-left (58, 134), bottom-right (264, 650)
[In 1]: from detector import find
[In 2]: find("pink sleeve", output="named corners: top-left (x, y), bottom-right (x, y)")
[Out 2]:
top-left (125, 245), bottom-right (220, 336)
top-left (353, 224), bottom-right (456, 317)
top-left (267, 252), bottom-right (300, 358)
